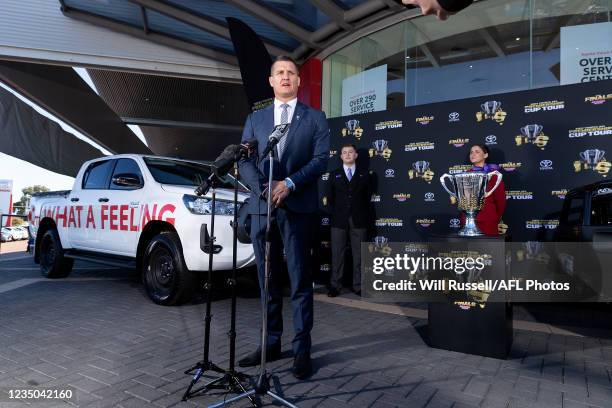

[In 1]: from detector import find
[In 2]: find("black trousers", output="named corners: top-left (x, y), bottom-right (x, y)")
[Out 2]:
top-left (330, 217), bottom-right (367, 292)
top-left (249, 209), bottom-right (315, 355)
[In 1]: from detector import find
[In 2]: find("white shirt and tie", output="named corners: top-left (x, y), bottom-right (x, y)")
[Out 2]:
top-left (273, 97), bottom-right (298, 191)
top-left (343, 164), bottom-right (356, 182)
top-left (274, 98), bottom-right (297, 159)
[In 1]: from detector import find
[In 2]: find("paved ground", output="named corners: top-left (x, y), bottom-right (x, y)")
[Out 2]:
top-left (1, 252), bottom-right (612, 407)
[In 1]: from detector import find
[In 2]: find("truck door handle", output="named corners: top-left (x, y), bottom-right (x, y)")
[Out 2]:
top-left (98, 198), bottom-right (109, 202)
top-left (70, 197), bottom-right (80, 202)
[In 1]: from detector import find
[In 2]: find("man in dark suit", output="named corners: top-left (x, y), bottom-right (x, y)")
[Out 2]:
top-left (237, 55), bottom-right (330, 379)
top-left (327, 143), bottom-right (371, 297)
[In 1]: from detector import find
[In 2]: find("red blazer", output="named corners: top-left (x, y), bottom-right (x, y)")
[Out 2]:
top-left (460, 172), bottom-right (506, 236)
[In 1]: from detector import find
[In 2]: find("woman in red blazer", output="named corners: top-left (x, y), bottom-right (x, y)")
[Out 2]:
top-left (462, 144), bottom-right (506, 236)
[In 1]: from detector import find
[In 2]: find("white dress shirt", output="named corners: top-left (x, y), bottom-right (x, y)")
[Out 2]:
top-left (343, 164), bottom-right (356, 180)
top-left (274, 97), bottom-right (297, 126)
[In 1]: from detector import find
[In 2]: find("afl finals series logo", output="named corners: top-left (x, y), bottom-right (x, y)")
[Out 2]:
top-left (515, 124), bottom-right (549, 149)
top-left (341, 119), bottom-right (364, 140)
top-left (369, 140), bottom-right (392, 160)
top-left (574, 149), bottom-right (611, 177)
top-left (408, 161), bottom-right (435, 183)
top-left (476, 101), bottom-right (507, 125)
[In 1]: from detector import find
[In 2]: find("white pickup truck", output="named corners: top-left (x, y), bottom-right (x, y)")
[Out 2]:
top-left (28, 154), bottom-right (255, 305)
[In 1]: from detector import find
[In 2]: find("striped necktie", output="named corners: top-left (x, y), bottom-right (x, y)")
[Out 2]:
top-left (347, 167), bottom-right (353, 181)
top-left (277, 103), bottom-right (289, 159)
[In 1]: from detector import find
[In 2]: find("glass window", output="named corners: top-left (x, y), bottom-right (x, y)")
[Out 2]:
top-left (258, 0), bottom-right (331, 31)
top-left (82, 160), bottom-right (115, 190)
top-left (323, 0), bottom-right (612, 117)
top-left (533, 0), bottom-right (612, 88)
top-left (143, 157), bottom-right (241, 191)
top-left (110, 159), bottom-right (144, 190)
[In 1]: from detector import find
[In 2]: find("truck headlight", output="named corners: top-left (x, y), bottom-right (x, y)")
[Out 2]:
top-left (183, 195), bottom-right (237, 215)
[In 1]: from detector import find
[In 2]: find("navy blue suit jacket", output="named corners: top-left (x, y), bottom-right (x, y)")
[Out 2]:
top-left (239, 101), bottom-right (330, 214)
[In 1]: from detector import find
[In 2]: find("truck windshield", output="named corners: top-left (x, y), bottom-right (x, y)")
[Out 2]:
top-left (143, 157), bottom-right (248, 192)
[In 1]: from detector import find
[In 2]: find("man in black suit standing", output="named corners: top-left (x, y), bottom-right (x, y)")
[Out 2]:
top-left (327, 143), bottom-right (371, 297)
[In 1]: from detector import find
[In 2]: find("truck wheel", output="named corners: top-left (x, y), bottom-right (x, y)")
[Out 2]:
top-left (39, 229), bottom-right (74, 279)
top-left (142, 232), bottom-right (196, 306)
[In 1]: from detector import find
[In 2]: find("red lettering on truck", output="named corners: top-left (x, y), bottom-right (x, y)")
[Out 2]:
top-left (101, 205), bottom-right (109, 229)
top-left (119, 205), bottom-right (129, 231)
top-left (86, 205), bottom-right (96, 228)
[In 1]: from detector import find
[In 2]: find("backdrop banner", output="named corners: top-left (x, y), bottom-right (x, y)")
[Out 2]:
top-left (317, 79), bottom-right (612, 262)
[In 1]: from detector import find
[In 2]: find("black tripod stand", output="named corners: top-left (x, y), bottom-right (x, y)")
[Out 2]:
top-left (182, 167), bottom-right (255, 406)
top-left (208, 135), bottom-right (298, 408)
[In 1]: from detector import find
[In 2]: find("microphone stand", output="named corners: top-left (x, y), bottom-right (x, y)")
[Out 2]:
top-left (182, 160), bottom-right (255, 406)
top-left (182, 177), bottom-right (225, 400)
top-left (208, 130), bottom-right (298, 408)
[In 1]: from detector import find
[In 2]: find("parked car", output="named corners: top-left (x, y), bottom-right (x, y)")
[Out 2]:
top-left (30, 154), bottom-right (255, 306)
top-left (3, 227), bottom-right (25, 240)
top-left (1, 227), bottom-right (12, 242)
top-left (15, 226), bottom-right (29, 240)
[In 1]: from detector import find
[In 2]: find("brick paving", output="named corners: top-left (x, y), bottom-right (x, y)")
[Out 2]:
top-left (0, 253), bottom-right (612, 407)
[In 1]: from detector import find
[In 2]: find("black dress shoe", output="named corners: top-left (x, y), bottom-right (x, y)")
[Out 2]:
top-left (238, 344), bottom-right (281, 368)
top-left (327, 287), bottom-right (340, 297)
top-left (292, 353), bottom-right (311, 380)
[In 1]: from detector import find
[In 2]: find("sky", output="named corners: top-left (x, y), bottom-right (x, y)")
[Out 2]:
top-left (0, 68), bottom-right (148, 204)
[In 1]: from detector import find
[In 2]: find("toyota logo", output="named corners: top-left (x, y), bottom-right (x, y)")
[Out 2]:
top-left (597, 188), bottom-right (612, 195)
top-left (540, 160), bottom-right (553, 167)
top-left (450, 218), bottom-right (461, 227)
top-left (424, 192), bottom-right (434, 200)
top-left (485, 135), bottom-right (497, 143)
top-left (385, 169), bottom-right (395, 177)
top-left (449, 112), bottom-right (460, 121)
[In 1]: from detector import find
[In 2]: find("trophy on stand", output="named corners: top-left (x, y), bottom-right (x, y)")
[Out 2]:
top-left (439, 171), bottom-right (503, 236)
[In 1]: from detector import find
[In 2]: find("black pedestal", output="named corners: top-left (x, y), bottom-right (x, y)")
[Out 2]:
top-left (428, 301), bottom-right (512, 359)
top-left (427, 234), bottom-right (513, 359)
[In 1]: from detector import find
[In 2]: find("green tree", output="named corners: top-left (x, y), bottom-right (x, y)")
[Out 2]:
top-left (13, 185), bottom-right (49, 215)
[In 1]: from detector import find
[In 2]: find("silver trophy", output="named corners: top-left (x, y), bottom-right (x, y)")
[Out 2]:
top-left (580, 149), bottom-right (605, 166)
top-left (525, 241), bottom-right (543, 258)
top-left (440, 171), bottom-right (503, 236)
top-left (412, 160), bottom-right (430, 174)
top-left (374, 236), bottom-right (389, 248)
top-left (373, 139), bottom-right (388, 153)
top-left (520, 124), bottom-right (544, 142)
top-left (481, 101), bottom-right (501, 115)
top-left (346, 119), bottom-right (359, 132)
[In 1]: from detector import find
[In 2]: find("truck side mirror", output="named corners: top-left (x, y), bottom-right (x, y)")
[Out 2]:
top-left (112, 173), bottom-right (143, 189)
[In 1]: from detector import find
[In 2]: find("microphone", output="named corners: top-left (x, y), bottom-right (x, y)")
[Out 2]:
top-left (195, 141), bottom-right (257, 196)
top-left (260, 123), bottom-right (290, 159)
top-left (212, 139), bottom-right (259, 178)
top-left (213, 144), bottom-right (242, 178)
